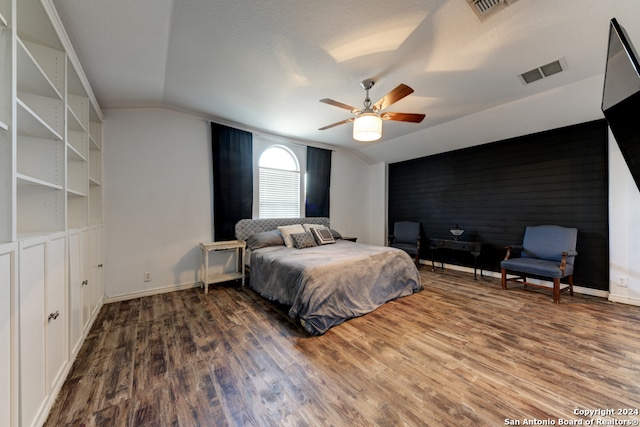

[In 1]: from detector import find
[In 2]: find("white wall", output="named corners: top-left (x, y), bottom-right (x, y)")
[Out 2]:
top-left (103, 108), bottom-right (372, 299)
top-left (103, 108), bottom-right (213, 299)
top-left (608, 131), bottom-right (640, 305)
top-left (329, 151), bottom-right (372, 244)
top-left (368, 162), bottom-right (387, 246)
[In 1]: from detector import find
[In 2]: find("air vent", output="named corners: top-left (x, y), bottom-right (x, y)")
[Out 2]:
top-left (466, 0), bottom-right (519, 21)
top-left (519, 59), bottom-right (565, 84)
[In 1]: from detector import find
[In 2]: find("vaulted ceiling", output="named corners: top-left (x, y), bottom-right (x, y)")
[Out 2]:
top-left (52, 0), bottom-right (640, 162)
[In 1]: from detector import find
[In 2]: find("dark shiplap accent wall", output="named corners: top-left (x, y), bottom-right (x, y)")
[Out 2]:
top-left (388, 120), bottom-right (609, 290)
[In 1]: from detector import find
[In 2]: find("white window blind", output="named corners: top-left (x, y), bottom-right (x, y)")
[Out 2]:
top-left (259, 167), bottom-right (300, 218)
top-left (258, 145), bottom-right (301, 218)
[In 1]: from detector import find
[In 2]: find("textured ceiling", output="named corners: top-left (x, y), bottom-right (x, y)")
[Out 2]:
top-left (52, 0), bottom-right (640, 161)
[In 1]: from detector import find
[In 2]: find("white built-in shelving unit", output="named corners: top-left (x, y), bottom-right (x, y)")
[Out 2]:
top-left (1, 0), bottom-right (105, 426)
top-left (0, 0), bottom-right (13, 244)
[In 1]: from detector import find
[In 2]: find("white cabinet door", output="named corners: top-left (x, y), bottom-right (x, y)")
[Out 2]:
top-left (68, 229), bottom-right (82, 356)
top-left (69, 228), bottom-right (90, 357)
top-left (19, 236), bottom-right (48, 427)
top-left (90, 225), bottom-right (103, 316)
top-left (80, 229), bottom-right (91, 330)
top-left (0, 243), bottom-right (18, 427)
top-left (46, 234), bottom-right (68, 391)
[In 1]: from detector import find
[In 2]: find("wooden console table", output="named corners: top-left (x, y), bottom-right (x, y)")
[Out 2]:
top-left (429, 238), bottom-right (483, 280)
top-left (199, 240), bottom-right (246, 293)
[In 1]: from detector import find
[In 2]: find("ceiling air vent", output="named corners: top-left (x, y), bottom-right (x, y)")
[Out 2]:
top-left (519, 59), bottom-right (565, 84)
top-left (466, 0), bottom-right (519, 21)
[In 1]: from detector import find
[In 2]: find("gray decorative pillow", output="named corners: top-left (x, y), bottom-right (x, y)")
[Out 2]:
top-left (291, 231), bottom-right (318, 249)
top-left (330, 228), bottom-right (342, 240)
top-left (311, 227), bottom-right (336, 245)
top-left (246, 230), bottom-right (284, 250)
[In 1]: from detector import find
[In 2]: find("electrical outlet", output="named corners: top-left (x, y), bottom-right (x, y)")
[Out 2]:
top-left (144, 272), bottom-right (151, 282)
top-left (618, 276), bottom-right (628, 287)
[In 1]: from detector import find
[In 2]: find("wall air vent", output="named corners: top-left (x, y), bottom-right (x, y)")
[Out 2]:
top-left (519, 59), bottom-right (565, 85)
top-left (466, 0), bottom-right (519, 21)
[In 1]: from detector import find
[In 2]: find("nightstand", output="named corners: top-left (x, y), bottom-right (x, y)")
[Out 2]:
top-left (199, 240), bottom-right (246, 293)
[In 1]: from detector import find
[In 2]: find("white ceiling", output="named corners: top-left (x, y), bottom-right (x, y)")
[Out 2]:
top-left (52, 0), bottom-right (640, 162)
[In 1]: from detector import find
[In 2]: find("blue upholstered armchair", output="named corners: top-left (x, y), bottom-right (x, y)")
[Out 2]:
top-left (501, 225), bottom-right (578, 303)
top-left (389, 221), bottom-right (421, 264)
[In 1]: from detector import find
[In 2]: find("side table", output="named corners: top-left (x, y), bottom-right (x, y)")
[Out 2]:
top-left (429, 238), bottom-right (483, 279)
top-left (199, 240), bottom-right (246, 293)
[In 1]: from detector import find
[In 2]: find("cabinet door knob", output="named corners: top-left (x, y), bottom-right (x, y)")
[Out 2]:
top-left (82, 280), bottom-right (88, 286)
top-left (98, 264), bottom-right (103, 268)
top-left (48, 311), bottom-right (60, 322)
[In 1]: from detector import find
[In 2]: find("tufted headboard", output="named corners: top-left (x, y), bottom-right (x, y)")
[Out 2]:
top-left (235, 217), bottom-right (330, 241)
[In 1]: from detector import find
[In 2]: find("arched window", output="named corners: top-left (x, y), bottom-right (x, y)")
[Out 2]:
top-left (258, 145), bottom-right (300, 218)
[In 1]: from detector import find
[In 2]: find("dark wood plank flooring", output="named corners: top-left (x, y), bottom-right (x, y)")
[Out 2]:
top-left (45, 268), bottom-right (640, 426)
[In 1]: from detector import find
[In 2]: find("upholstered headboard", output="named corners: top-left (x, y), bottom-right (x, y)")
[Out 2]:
top-left (235, 217), bottom-right (330, 241)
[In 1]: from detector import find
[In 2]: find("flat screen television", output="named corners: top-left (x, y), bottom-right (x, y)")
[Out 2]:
top-left (601, 18), bottom-right (640, 192)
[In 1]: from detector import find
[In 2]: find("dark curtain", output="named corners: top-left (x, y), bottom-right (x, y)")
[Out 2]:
top-left (305, 146), bottom-right (332, 217)
top-left (211, 123), bottom-right (253, 241)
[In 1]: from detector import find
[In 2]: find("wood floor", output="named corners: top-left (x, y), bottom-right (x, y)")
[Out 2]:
top-left (45, 267), bottom-right (640, 427)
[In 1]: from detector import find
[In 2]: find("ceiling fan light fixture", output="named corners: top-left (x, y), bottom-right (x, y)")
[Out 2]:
top-left (353, 112), bottom-right (382, 142)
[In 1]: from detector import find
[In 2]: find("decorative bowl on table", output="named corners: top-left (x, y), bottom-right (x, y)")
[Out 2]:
top-left (449, 225), bottom-right (464, 240)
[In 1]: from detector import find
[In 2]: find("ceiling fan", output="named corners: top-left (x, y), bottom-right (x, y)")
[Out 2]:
top-left (318, 79), bottom-right (425, 142)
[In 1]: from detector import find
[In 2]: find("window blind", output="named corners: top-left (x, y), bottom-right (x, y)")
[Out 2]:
top-left (259, 167), bottom-right (300, 218)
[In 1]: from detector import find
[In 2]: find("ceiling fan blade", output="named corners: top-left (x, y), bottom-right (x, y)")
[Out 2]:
top-left (318, 118), bottom-right (354, 130)
top-left (373, 84), bottom-right (414, 111)
top-left (320, 98), bottom-right (359, 113)
top-left (381, 112), bottom-right (425, 123)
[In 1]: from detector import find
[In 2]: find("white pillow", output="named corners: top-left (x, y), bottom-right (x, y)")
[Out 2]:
top-left (303, 223), bottom-right (324, 232)
top-left (278, 224), bottom-right (305, 248)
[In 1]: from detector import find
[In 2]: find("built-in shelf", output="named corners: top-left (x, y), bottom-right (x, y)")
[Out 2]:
top-left (17, 98), bottom-right (63, 141)
top-left (5, 2), bottom-right (104, 427)
top-left (17, 38), bottom-right (64, 100)
top-left (67, 141), bottom-right (87, 162)
top-left (66, 189), bottom-right (87, 198)
top-left (67, 94), bottom-right (88, 133)
top-left (16, 173), bottom-right (63, 190)
top-left (67, 107), bottom-right (85, 133)
top-left (89, 121), bottom-right (102, 150)
top-left (0, 11), bottom-right (8, 29)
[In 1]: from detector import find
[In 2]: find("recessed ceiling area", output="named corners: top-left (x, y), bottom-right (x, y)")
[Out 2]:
top-left (52, 0), bottom-right (640, 160)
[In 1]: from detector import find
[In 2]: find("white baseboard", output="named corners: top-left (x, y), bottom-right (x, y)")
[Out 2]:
top-left (608, 293), bottom-right (640, 306)
top-left (104, 281), bottom-right (202, 303)
top-left (420, 260), bottom-right (610, 298)
top-left (105, 265), bottom-right (630, 306)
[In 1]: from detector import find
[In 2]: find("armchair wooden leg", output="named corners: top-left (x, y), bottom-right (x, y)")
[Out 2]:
top-left (553, 278), bottom-right (560, 303)
top-left (501, 268), bottom-right (507, 290)
top-left (568, 275), bottom-right (574, 296)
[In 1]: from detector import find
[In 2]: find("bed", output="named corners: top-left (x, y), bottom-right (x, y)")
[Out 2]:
top-left (235, 218), bottom-right (422, 335)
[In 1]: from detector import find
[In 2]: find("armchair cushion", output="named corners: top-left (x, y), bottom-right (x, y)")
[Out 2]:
top-left (391, 242), bottom-right (419, 256)
top-left (501, 257), bottom-right (574, 279)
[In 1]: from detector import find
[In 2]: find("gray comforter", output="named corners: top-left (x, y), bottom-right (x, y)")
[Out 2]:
top-left (249, 240), bottom-right (422, 335)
